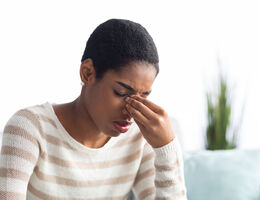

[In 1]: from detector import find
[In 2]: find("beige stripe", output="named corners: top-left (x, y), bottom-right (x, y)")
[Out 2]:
top-left (16, 109), bottom-right (44, 136)
top-left (40, 149), bottom-right (141, 169)
top-left (34, 166), bottom-right (135, 187)
top-left (38, 114), bottom-right (57, 128)
top-left (156, 190), bottom-right (186, 200)
top-left (138, 187), bottom-right (155, 199)
top-left (112, 133), bottom-right (142, 148)
top-left (134, 168), bottom-right (155, 185)
top-left (4, 125), bottom-right (39, 147)
top-left (44, 134), bottom-right (74, 150)
top-left (155, 160), bottom-right (179, 172)
top-left (16, 109), bottom-right (76, 151)
top-left (28, 182), bottom-right (129, 200)
top-left (0, 191), bottom-right (25, 200)
top-left (155, 176), bottom-right (182, 188)
top-left (1, 146), bottom-right (37, 164)
top-left (0, 168), bottom-right (30, 181)
top-left (17, 109), bottom-right (56, 129)
top-left (140, 151), bottom-right (155, 164)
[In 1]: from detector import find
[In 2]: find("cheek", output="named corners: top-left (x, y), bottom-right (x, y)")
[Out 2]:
top-left (94, 90), bottom-right (125, 113)
top-left (106, 95), bottom-right (125, 112)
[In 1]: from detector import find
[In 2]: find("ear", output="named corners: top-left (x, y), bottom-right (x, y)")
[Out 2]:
top-left (80, 58), bottom-right (96, 86)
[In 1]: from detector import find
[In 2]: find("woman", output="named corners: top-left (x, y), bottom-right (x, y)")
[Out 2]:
top-left (0, 19), bottom-right (187, 199)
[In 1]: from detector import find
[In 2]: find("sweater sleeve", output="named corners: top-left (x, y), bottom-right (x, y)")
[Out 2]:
top-left (0, 109), bottom-right (40, 200)
top-left (132, 137), bottom-right (187, 200)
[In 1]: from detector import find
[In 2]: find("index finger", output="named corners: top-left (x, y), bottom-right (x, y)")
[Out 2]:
top-left (132, 95), bottom-right (164, 114)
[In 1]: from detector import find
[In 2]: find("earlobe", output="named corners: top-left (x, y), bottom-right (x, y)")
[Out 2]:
top-left (80, 58), bottom-right (96, 85)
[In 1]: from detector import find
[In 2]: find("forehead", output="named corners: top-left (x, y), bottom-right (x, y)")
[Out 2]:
top-left (104, 62), bottom-right (157, 91)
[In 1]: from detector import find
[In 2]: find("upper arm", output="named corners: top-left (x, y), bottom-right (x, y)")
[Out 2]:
top-left (0, 109), bottom-right (40, 199)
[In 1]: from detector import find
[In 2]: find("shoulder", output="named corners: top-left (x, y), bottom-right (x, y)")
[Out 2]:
top-left (3, 102), bottom-right (56, 139)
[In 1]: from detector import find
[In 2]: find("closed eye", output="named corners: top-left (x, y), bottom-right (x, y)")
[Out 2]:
top-left (113, 90), bottom-right (129, 97)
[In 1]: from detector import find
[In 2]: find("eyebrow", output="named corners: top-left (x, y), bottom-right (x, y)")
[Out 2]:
top-left (115, 81), bottom-right (152, 95)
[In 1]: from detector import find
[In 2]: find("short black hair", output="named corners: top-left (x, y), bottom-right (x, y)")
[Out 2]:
top-left (81, 19), bottom-right (159, 80)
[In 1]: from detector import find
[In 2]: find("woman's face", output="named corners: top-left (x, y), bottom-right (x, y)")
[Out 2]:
top-left (81, 61), bottom-right (157, 137)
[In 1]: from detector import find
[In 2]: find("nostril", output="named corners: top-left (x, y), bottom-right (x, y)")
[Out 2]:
top-left (122, 109), bottom-right (128, 115)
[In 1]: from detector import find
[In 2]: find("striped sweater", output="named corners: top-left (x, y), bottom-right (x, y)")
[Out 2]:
top-left (0, 102), bottom-right (187, 200)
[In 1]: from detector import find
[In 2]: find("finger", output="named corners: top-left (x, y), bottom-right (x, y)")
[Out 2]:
top-left (134, 120), bottom-right (146, 131)
top-left (125, 103), bottom-right (148, 126)
top-left (123, 108), bottom-right (146, 131)
top-left (132, 95), bottom-right (164, 114)
top-left (125, 97), bottom-right (157, 120)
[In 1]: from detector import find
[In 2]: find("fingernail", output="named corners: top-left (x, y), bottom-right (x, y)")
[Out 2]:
top-left (125, 97), bottom-right (130, 101)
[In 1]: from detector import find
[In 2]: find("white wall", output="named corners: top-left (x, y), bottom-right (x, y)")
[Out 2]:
top-left (0, 0), bottom-right (259, 151)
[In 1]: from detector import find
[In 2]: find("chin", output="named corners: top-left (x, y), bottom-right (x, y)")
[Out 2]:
top-left (110, 134), bottom-right (121, 137)
top-left (108, 130), bottom-right (122, 137)
top-left (102, 126), bottom-right (121, 137)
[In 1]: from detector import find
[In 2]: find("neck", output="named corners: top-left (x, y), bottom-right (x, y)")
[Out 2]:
top-left (54, 97), bottom-right (110, 148)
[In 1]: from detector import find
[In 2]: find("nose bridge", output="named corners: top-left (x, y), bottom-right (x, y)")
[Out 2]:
top-left (130, 89), bottom-right (143, 97)
top-left (135, 92), bottom-right (142, 97)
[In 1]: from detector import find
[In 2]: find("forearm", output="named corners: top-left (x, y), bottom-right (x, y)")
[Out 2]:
top-left (153, 137), bottom-right (187, 199)
top-left (132, 137), bottom-right (187, 200)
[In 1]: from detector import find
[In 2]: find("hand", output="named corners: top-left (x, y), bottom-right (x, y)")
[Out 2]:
top-left (123, 95), bottom-right (175, 148)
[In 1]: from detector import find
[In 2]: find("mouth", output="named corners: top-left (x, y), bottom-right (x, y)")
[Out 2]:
top-left (113, 120), bottom-right (132, 133)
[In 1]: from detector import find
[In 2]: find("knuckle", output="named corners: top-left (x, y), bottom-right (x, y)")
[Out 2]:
top-left (154, 116), bottom-right (165, 126)
top-left (130, 110), bottom-right (136, 116)
top-left (162, 110), bottom-right (168, 118)
top-left (158, 117), bottom-right (165, 124)
top-left (131, 100), bottom-right (136, 107)
top-left (159, 108), bottom-right (166, 116)
top-left (135, 102), bottom-right (142, 110)
top-left (153, 117), bottom-right (161, 125)
top-left (129, 107), bottom-right (134, 114)
top-left (150, 126), bottom-right (157, 133)
top-left (131, 111), bottom-right (138, 118)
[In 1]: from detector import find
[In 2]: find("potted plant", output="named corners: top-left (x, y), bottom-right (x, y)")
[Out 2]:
top-left (205, 74), bottom-right (243, 150)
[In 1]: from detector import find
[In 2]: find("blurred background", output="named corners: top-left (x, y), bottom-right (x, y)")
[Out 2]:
top-left (0, 0), bottom-right (259, 152)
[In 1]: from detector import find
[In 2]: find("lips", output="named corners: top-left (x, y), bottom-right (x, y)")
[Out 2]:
top-left (113, 121), bottom-right (132, 133)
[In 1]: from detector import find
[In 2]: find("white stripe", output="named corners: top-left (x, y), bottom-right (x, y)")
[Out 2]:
top-left (0, 177), bottom-right (28, 194)
top-left (45, 138), bottom-right (142, 162)
top-left (28, 105), bottom-right (49, 116)
top-left (133, 176), bottom-right (156, 195)
top-left (37, 156), bottom-right (140, 181)
top-left (26, 191), bottom-right (42, 200)
top-left (29, 174), bottom-right (132, 198)
top-left (6, 115), bottom-right (40, 138)
top-left (0, 155), bottom-right (35, 172)
top-left (155, 184), bottom-right (186, 198)
top-left (135, 151), bottom-right (155, 175)
top-left (2, 134), bottom-right (38, 154)
top-left (155, 168), bottom-right (180, 182)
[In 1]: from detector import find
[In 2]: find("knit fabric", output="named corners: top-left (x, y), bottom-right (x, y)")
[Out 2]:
top-left (0, 102), bottom-right (187, 200)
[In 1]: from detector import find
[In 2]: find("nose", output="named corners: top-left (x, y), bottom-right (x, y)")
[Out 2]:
top-left (122, 108), bottom-right (132, 120)
top-left (121, 100), bottom-right (132, 121)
